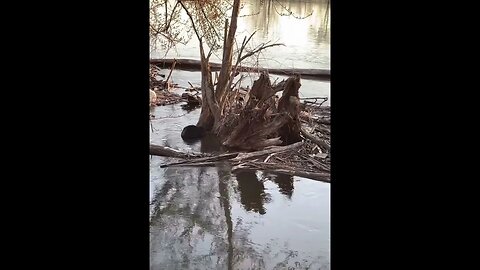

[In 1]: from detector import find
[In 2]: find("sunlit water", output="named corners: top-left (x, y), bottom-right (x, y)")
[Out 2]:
top-left (150, 0), bottom-right (330, 269)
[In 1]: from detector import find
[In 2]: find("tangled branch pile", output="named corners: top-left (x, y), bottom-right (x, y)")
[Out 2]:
top-left (151, 73), bottom-right (331, 181)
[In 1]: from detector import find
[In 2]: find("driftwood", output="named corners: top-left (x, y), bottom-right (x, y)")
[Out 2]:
top-left (149, 144), bottom-right (206, 158)
top-left (232, 162), bottom-right (330, 183)
top-left (160, 152), bottom-right (239, 168)
top-left (219, 74), bottom-right (302, 150)
top-left (181, 93), bottom-right (202, 106)
top-left (150, 58), bottom-right (331, 81)
top-left (231, 142), bottom-right (303, 162)
top-left (162, 161), bottom-right (219, 167)
top-left (153, 139), bottom-right (328, 182)
top-left (160, 142), bottom-right (302, 168)
top-left (165, 59), bottom-right (176, 84)
top-left (261, 168), bottom-right (329, 182)
top-left (150, 71), bottom-right (330, 181)
top-left (155, 141), bottom-right (330, 182)
top-left (314, 119), bottom-right (331, 125)
top-left (152, 91), bottom-right (183, 106)
top-left (300, 128), bottom-right (330, 152)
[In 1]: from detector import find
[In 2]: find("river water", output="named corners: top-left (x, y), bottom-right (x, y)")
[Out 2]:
top-left (150, 1), bottom-right (330, 269)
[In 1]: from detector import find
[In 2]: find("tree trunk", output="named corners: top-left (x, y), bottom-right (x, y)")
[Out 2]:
top-left (215, 0), bottom-right (241, 104)
top-left (218, 74), bottom-right (303, 150)
top-left (277, 75), bottom-right (302, 145)
top-left (196, 0), bottom-right (240, 131)
top-left (196, 41), bottom-right (216, 129)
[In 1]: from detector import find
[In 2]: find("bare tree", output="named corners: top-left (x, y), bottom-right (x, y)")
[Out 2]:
top-left (152, 0), bottom-right (320, 150)
top-left (178, 0), bottom-right (284, 131)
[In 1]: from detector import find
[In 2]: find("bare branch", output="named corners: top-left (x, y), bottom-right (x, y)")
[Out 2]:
top-left (231, 74), bottom-right (245, 90)
top-left (244, 31), bottom-right (257, 48)
top-left (164, 0), bottom-right (168, 27)
top-left (239, 42), bottom-right (285, 63)
top-left (163, 1), bottom-right (180, 32)
top-left (239, 10), bottom-right (261, 17)
top-left (199, 5), bottom-right (222, 46)
top-left (178, 0), bottom-right (202, 42)
top-left (222, 19), bottom-right (229, 57)
top-left (207, 45), bottom-right (214, 60)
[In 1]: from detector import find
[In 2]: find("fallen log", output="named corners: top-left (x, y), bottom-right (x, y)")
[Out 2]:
top-left (149, 144), bottom-right (206, 158)
top-left (161, 142), bottom-right (302, 167)
top-left (263, 169), bottom-right (329, 182)
top-left (152, 141), bottom-right (329, 182)
top-left (232, 162), bottom-right (330, 183)
top-left (231, 141), bottom-right (303, 162)
top-left (162, 162), bottom-right (219, 167)
top-left (150, 58), bottom-right (331, 81)
top-left (160, 152), bottom-right (239, 168)
top-left (297, 154), bottom-right (330, 172)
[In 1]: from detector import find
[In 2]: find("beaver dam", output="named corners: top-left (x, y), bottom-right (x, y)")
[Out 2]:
top-left (149, 66), bottom-right (330, 182)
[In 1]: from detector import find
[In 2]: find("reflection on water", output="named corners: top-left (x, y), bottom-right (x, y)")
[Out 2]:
top-left (151, 0), bottom-right (330, 69)
top-left (244, 0), bottom-right (330, 44)
top-left (234, 170), bottom-right (270, 215)
top-left (270, 173), bottom-right (295, 199)
top-left (199, 132), bottom-right (225, 154)
top-left (238, 0), bottom-right (331, 69)
top-left (150, 102), bottom-right (330, 269)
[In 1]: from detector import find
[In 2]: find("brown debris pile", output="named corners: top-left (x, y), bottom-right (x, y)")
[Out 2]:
top-left (149, 64), bottom-right (206, 108)
top-left (149, 64), bottom-right (185, 107)
top-left (153, 90), bottom-right (183, 106)
top-left (150, 71), bottom-right (331, 181)
top-left (214, 73), bottom-right (302, 150)
top-left (213, 73), bottom-right (330, 180)
top-left (228, 102), bottom-right (330, 181)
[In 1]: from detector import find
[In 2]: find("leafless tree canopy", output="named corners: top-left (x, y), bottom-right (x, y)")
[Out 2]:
top-left (149, 0), bottom-right (190, 52)
top-left (150, 0), bottom-right (326, 53)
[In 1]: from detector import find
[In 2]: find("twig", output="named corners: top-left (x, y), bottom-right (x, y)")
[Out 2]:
top-left (264, 153), bottom-right (276, 163)
top-left (178, 0), bottom-right (202, 41)
top-left (160, 152), bottom-right (239, 168)
top-left (163, 161), bottom-right (219, 167)
top-left (231, 142), bottom-right (303, 162)
top-left (300, 128), bottom-right (330, 152)
top-left (163, 1), bottom-right (180, 33)
top-left (150, 113), bottom-right (187, 120)
top-left (239, 42), bottom-right (285, 63)
top-left (165, 58), bottom-right (176, 85)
